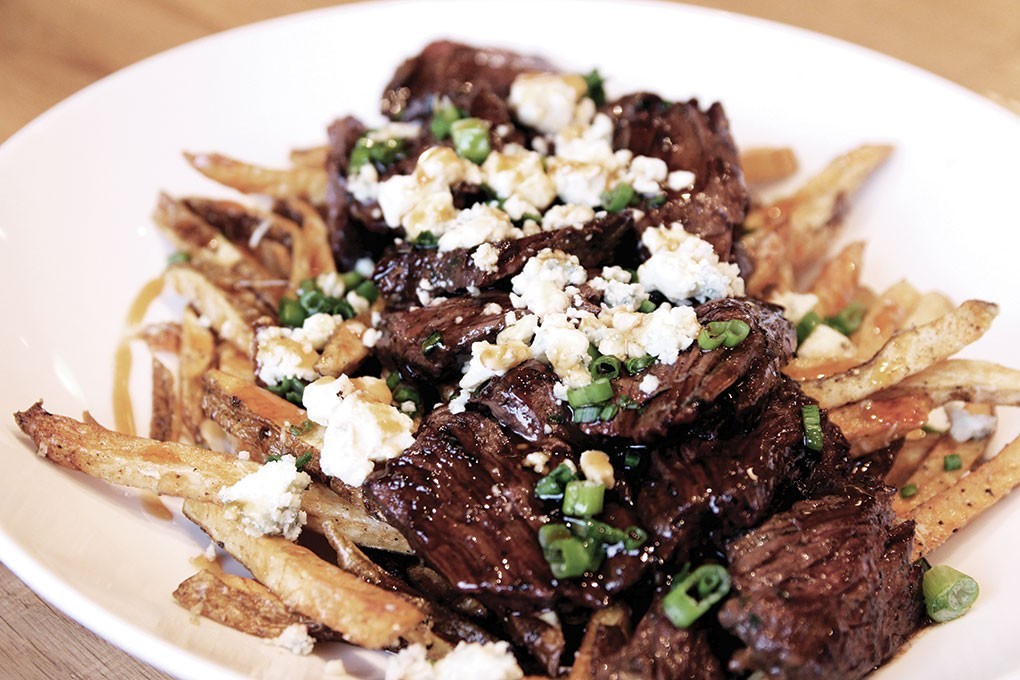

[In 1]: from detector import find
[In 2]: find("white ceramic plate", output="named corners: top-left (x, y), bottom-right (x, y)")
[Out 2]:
top-left (2, 1), bottom-right (1019, 678)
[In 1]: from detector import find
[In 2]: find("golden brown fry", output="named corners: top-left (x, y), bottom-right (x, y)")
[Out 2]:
top-left (828, 394), bottom-right (933, 457)
top-left (289, 145), bottom-right (328, 169)
top-left (181, 309), bottom-right (216, 444)
top-left (150, 358), bottom-right (179, 442)
top-left (893, 411), bottom-right (993, 515)
top-left (885, 434), bottom-right (941, 489)
top-left (173, 569), bottom-right (337, 640)
top-left (808, 241), bottom-right (865, 317)
top-left (216, 341), bottom-right (255, 382)
top-left (800, 300), bottom-right (998, 408)
top-left (282, 198), bottom-right (336, 285)
top-left (315, 321), bottom-right (370, 378)
top-left (182, 499), bottom-right (422, 649)
top-left (903, 291), bottom-right (954, 328)
top-left (185, 152), bottom-right (328, 204)
top-left (883, 359), bottom-right (1020, 406)
top-left (164, 265), bottom-right (258, 351)
top-left (740, 224), bottom-right (794, 298)
top-left (739, 146), bottom-right (798, 184)
top-left (181, 197), bottom-right (294, 280)
top-left (910, 433), bottom-right (1020, 559)
top-left (138, 322), bottom-right (182, 354)
top-left (568, 604), bottom-right (630, 680)
top-left (850, 280), bottom-right (920, 361)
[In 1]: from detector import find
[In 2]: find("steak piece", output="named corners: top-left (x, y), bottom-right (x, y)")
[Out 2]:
top-left (593, 599), bottom-right (724, 680)
top-left (607, 93), bottom-right (747, 260)
top-left (636, 376), bottom-right (850, 565)
top-left (375, 292), bottom-right (512, 382)
top-left (471, 359), bottom-right (586, 454)
top-left (381, 40), bottom-right (554, 122)
top-left (374, 212), bottom-right (633, 304)
top-left (581, 297), bottom-right (796, 443)
top-left (718, 489), bottom-right (925, 679)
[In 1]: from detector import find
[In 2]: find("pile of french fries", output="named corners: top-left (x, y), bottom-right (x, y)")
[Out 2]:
top-left (12, 138), bottom-right (1020, 674)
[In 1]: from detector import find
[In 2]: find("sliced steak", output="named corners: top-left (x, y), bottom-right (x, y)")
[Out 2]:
top-left (581, 297), bottom-right (796, 443)
top-left (606, 93), bottom-right (747, 259)
top-left (718, 489), bottom-right (925, 679)
top-left (381, 40), bottom-right (554, 122)
top-left (375, 292), bottom-right (512, 382)
top-left (374, 212), bottom-right (633, 304)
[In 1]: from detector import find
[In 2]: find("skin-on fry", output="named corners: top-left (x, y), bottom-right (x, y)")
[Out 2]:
top-left (164, 265), bottom-right (259, 351)
top-left (185, 151), bottom-right (328, 205)
top-left (173, 569), bottom-right (339, 640)
top-left (885, 434), bottom-right (941, 489)
top-left (903, 291), bottom-right (954, 328)
top-left (739, 146), bottom-right (798, 185)
top-left (315, 321), bottom-right (370, 378)
top-left (827, 394), bottom-right (933, 457)
top-left (850, 280), bottom-right (920, 362)
top-left (567, 604), bottom-right (630, 680)
top-left (808, 241), bottom-right (865, 317)
top-left (289, 145), bottom-right (329, 169)
top-left (137, 322), bottom-right (182, 354)
top-left (12, 402), bottom-right (409, 551)
top-left (800, 300), bottom-right (998, 409)
top-left (882, 359), bottom-right (1020, 406)
top-left (182, 499), bottom-right (422, 649)
top-left (150, 358), bottom-right (179, 442)
top-left (216, 341), bottom-right (255, 382)
top-left (910, 433), bottom-right (1020, 559)
top-left (181, 309), bottom-right (216, 444)
top-left (281, 198), bottom-right (336, 286)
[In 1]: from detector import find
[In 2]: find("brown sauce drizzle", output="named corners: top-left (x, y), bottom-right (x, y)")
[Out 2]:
top-left (113, 275), bottom-right (165, 435)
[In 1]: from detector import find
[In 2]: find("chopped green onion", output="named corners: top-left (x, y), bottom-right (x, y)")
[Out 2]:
top-left (537, 522), bottom-right (572, 549)
top-left (288, 419), bottom-right (314, 436)
top-left (297, 278), bottom-right (318, 295)
top-left (646, 193), bottom-right (667, 208)
top-left (348, 135), bottom-right (406, 174)
top-left (340, 271), bottom-right (365, 289)
top-left (590, 355), bottom-right (622, 381)
top-left (535, 464), bottom-right (578, 500)
top-left (545, 536), bottom-right (600, 579)
top-left (923, 564), bottom-right (979, 623)
top-left (587, 344), bottom-right (601, 361)
top-left (583, 69), bottom-right (606, 107)
top-left (567, 378), bottom-right (614, 407)
top-left (571, 405), bottom-right (603, 424)
top-left (566, 518), bottom-right (626, 545)
top-left (617, 395), bottom-right (641, 411)
top-left (430, 102), bottom-right (464, 140)
top-left (421, 331), bottom-right (444, 355)
top-left (801, 404), bottom-right (824, 452)
top-left (266, 376), bottom-right (307, 406)
top-left (826, 302), bottom-right (867, 336)
top-left (278, 298), bottom-right (308, 328)
top-left (413, 231), bottom-right (439, 249)
top-left (624, 355), bottom-right (654, 375)
top-left (391, 386), bottom-right (421, 406)
top-left (698, 319), bottom-right (751, 351)
top-left (167, 251), bottom-right (190, 265)
top-left (900, 483), bottom-right (919, 499)
top-left (599, 402), bottom-right (620, 422)
top-left (266, 454), bottom-right (282, 463)
top-left (450, 118), bottom-right (491, 164)
top-left (943, 453), bottom-right (963, 471)
top-left (623, 449), bottom-right (643, 468)
top-left (562, 480), bottom-right (605, 517)
top-left (354, 280), bottom-right (379, 304)
top-left (299, 289), bottom-right (355, 319)
top-left (662, 564), bottom-right (732, 628)
top-left (796, 310), bottom-right (822, 345)
top-left (386, 371), bottom-right (402, 391)
top-left (624, 526), bottom-right (648, 550)
top-left (638, 299), bottom-right (657, 313)
top-left (294, 452), bottom-right (313, 470)
top-left (915, 556), bottom-right (932, 573)
top-left (601, 182), bottom-right (635, 213)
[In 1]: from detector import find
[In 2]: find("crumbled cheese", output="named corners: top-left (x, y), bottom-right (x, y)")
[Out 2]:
top-left (316, 271), bottom-right (347, 298)
top-left (472, 242), bottom-right (500, 273)
top-left (500, 195), bottom-right (540, 221)
top-left (523, 451), bottom-right (552, 474)
top-left (924, 406), bottom-right (951, 434)
top-left (362, 328), bottom-right (381, 348)
top-left (346, 290), bottom-right (371, 316)
top-left (236, 450), bottom-right (251, 461)
top-left (438, 204), bottom-right (518, 251)
top-left (204, 542), bottom-right (218, 561)
top-left (377, 147), bottom-right (481, 232)
top-left (402, 189), bottom-right (458, 241)
top-left (354, 257), bottom-right (376, 278)
top-left (218, 455), bottom-right (311, 541)
top-left (530, 313), bottom-right (592, 387)
top-left (945, 402), bottom-right (998, 442)
top-left (639, 374), bottom-right (660, 394)
top-left (667, 169), bottom-right (696, 191)
top-left (588, 276), bottom-right (649, 312)
top-left (509, 249), bottom-right (588, 318)
top-left (303, 376), bottom-right (416, 486)
top-left (387, 641), bottom-right (524, 680)
top-left (545, 158), bottom-right (609, 207)
top-left (797, 324), bottom-right (855, 361)
top-left (579, 450), bottom-right (615, 489)
top-left (254, 326), bottom-right (319, 386)
top-left (269, 623), bottom-right (315, 656)
top-left (769, 291), bottom-right (819, 325)
top-left (369, 121), bottom-right (422, 141)
top-left (579, 303), bottom-right (699, 365)
top-left (482, 146), bottom-right (556, 211)
top-left (300, 313), bottom-right (340, 349)
top-left (347, 162), bottom-right (380, 204)
top-left (638, 223), bottom-right (744, 303)
top-left (541, 203), bottom-right (595, 230)
top-left (554, 112), bottom-right (617, 166)
top-left (626, 155), bottom-right (669, 195)
top-left (508, 73), bottom-right (586, 135)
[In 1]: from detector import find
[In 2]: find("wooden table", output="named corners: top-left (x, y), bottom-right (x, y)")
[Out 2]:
top-left (1, 1), bottom-right (1017, 677)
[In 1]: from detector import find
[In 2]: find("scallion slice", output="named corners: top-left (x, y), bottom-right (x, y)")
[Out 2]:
top-left (601, 182), bottom-right (635, 213)
top-left (662, 564), bottom-right (732, 628)
top-left (545, 536), bottom-right (600, 579)
top-left (167, 251), bottom-right (190, 265)
top-left (826, 301), bottom-right (867, 336)
top-left (277, 297), bottom-right (307, 328)
top-left (340, 271), bottom-right (364, 289)
top-left (943, 453), bottom-right (963, 471)
top-left (450, 118), bottom-right (491, 164)
top-left (900, 483), bottom-right (919, 499)
top-left (583, 69), bottom-right (606, 107)
top-left (535, 463), bottom-right (578, 500)
top-left (638, 299), bottom-right (657, 313)
top-left (796, 310), bottom-right (822, 345)
top-left (589, 355), bottom-right (622, 380)
top-left (624, 355), bottom-right (654, 375)
top-left (923, 564), bottom-right (979, 622)
top-left (294, 452), bottom-right (313, 470)
top-left (430, 102), bottom-right (464, 140)
top-left (567, 378), bottom-right (614, 407)
top-left (801, 404), bottom-right (824, 452)
top-left (572, 405), bottom-right (603, 424)
top-left (413, 231), bottom-right (439, 249)
top-left (421, 331), bottom-right (444, 355)
top-left (562, 480), bottom-right (605, 517)
top-left (354, 280), bottom-right (379, 304)
top-left (698, 319), bottom-right (751, 351)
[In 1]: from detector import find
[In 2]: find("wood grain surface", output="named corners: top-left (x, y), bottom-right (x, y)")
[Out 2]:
top-left (2, 1), bottom-right (1017, 678)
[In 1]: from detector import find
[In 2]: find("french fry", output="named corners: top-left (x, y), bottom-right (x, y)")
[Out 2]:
top-left (739, 146), bottom-right (798, 184)
top-left (850, 280), bottom-right (921, 361)
top-left (885, 434), bottom-right (941, 489)
top-left (827, 394), bottom-right (933, 456)
top-left (289, 145), bottom-right (329, 169)
top-left (910, 434), bottom-right (1020, 558)
top-left (892, 411), bottom-right (993, 515)
top-left (903, 291), bottom-right (954, 328)
top-left (181, 197), bottom-right (294, 280)
top-left (808, 241), bottom-right (865, 317)
top-left (315, 321), bottom-right (371, 378)
top-left (882, 359), bottom-right (1020, 406)
top-left (150, 358), bottom-right (179, 442)
top-left (216, 341), bottom-right (255, 382)
top-left (164, 264), bottom-right (259, 351)
top-left (173, 569), bottom-right (338, 640)
top-left (282, 198), bottom-right (336, 286)
top-left (185, 152), bottom-right (328, 205)
top-left (182, 499), bottom-right (422, 649)
top-left (800, 300), bottom-right (998, 408)
top-left (138, 322), bottom-right (182, 354)
top-left (181, 309), bottom-right (216, 443)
